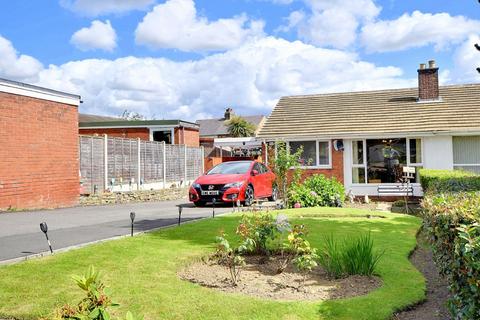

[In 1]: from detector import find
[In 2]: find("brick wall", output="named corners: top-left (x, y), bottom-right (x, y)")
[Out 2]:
top-left (264, 141), bottom-right (344, 184)
top-left (79, 128), bottom-right (150, 140)
top-left (0, 92), bottom-right (79, 210)
top-left (174, 127), bottom-right (200, 147)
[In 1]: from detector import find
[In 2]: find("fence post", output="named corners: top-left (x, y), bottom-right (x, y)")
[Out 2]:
top-left (184, 144), bottom-right (188, 185)
top-left (137, 138), bottom-right (141, 191)
top-left (104, 134), bottom-right (108, 192)
top-left (201, 146), bottom-right (205, 174)
top-left (163, 141), bottom-right (167, 189)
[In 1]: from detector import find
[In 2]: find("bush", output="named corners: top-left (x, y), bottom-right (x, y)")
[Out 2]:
top-left (56, 266), bottom-right (143, 320)
top-left (419, 169), bottom-right (480, 193)
top-left (422, 193), bottom-right (480, 319)
top-left (318, 233), bottom-right (383, 279)
top-left (288, 174), bottom-right (345, 208)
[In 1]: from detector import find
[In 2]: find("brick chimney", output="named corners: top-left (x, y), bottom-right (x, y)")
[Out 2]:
top-left (224, 107), bottom-right (234, 120)
top-left (418, 60), bottom-right (440, 102)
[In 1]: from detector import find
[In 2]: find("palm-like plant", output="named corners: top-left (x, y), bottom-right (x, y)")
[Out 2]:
top-left (225, 115), bottom-right (256, 137)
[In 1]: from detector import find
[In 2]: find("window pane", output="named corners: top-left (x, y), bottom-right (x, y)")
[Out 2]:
top-left (453, 136), bottom-right (480, 164)
top-left (319, 141), bottom-right (329, 165)
top-left (352, 167), bottom-right (365, 183)
top-left (367, 138), bottom-right (407, 184)
top-left (290, 141), bottom-right (317, 166)
top-left (353, 141), bottom-right (364, 165)
top-left (409, 139), bottom-right (422, 164)
top-left (454, 165), bottom-right (480, 174)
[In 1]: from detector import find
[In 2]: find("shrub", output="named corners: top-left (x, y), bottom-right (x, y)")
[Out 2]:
top-left (422, 192), bottom-right (480, 318)
top-left (214, 232), bottom-right (245, 286)
top-left (419, 169), bottom-right (480, 193)
top-left (288, 174), bottom-right (345, 208)
top-left (318, 233), bottom-right (383, 279)
top-left (56, 266), bottom-right (142, 320)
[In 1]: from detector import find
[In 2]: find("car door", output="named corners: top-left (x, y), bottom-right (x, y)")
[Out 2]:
top-left (250, 162), bottom-right (264, 197)
top-left (260, 163), bottom-right (275, 196)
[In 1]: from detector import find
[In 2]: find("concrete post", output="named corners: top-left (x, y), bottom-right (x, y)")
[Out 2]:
top-left (104, 134), bottom-right (108, 192)
top-left (162, 141), bottom-right (167, 188)
top-left (137, 138), bottom-right (141, 191)
top-left (184, 144), bottom-right (188, 185)
top-left (201, 146), bottom-right (205, 174)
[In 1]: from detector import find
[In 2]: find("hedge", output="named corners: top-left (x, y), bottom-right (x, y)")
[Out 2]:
top-left (419, 169), bottom-right (480, 193)
top-left (420, 169), bottom-right (480, 318)
top-left (288, 174), bottom-right (345, 208)
top-left (422, 193), bottom-right (480, 319)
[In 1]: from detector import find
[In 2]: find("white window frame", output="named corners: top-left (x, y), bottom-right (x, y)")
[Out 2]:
top-left (452, 136), bottom-right (480, 172)
top-left (351, 138), bottom-right (423, 185)
top-left (149, 128), bottom-right (175, 144)
top-left (287, 139), bottom-right (332, 169)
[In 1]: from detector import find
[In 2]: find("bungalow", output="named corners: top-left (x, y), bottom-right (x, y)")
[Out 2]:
top-left (257, 60), bottom-right (480, 197)
top-left (79, 114), bottom-right (200, 147)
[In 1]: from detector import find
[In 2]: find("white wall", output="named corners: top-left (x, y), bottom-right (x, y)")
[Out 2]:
top-left (423, 136), bottom-right (453, 170)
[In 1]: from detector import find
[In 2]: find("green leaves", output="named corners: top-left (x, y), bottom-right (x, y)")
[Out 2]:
top-left (288, 174), bottom-right (345, 208)
top-left (225, 115), bottom-right (256, 138)
top-left (318, 233), bottom-right (383, 279)
top-left (58, 266), bottom-right (142, 320)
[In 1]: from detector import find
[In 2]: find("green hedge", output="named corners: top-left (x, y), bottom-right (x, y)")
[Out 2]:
top-left (422, 192), bottom-right (480, 319)
top-left (288, 174), bottom-right (345, 208)
top-left (419, 169), bottom-right (480, 193)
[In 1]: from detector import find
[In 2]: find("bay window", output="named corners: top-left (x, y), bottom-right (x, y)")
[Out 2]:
top-left (288, 140), bottom-right (331, 168)
top-left (352, 138), bottom-right (423, 184)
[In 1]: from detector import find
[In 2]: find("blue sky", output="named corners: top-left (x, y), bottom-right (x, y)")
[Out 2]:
top-left (1, 0), bottom-right (479, 119)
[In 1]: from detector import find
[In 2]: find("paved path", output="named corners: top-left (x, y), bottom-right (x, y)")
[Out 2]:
top-left (0, 200), bottom-right (231, 262)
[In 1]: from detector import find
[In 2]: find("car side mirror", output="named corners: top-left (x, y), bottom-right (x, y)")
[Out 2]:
top-left (251, 170), bottom-right (259, 176)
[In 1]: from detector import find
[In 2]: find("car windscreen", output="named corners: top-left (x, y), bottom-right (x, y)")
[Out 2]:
top-left (207, 162), bottom-right (251, 175)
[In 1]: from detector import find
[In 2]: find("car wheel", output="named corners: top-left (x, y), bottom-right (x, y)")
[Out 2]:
top-left (244, 185), bottom-right (254, 207)
top-left (193, 201), bottom-right (206, 207)
top-left (268, 185), bottom-right (278, 201)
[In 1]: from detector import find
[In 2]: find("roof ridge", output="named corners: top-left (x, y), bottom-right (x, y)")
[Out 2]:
top-left (279, 83), bottom-right (480, 100)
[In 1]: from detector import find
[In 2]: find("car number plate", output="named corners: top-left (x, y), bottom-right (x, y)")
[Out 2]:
top-left (201, 190), bottom-right (219, 195)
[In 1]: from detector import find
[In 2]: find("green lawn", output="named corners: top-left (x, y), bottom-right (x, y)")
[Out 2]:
top-left (0, 207), bottom-right (424, 320)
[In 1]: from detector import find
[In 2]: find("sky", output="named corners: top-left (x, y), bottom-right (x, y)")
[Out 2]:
top-left (1, 0), bottom-right (480, 120)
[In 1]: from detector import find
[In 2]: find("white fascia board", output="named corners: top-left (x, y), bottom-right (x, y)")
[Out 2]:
top-left (80, 125), bottom-right (177, 130)
top-left (0, 79), bottom-right (81, 106)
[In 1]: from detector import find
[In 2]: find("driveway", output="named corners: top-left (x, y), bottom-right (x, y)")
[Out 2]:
top-left (0, 200), bottom-right (231, 263)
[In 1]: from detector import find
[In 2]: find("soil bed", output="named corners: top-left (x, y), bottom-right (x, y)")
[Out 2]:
top-left (394, 232), bottom-right (451, 320)
top-left (179, 255), bottom-right (381, 301)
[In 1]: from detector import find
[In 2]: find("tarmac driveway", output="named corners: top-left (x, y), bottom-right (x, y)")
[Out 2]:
top-left (0, 200), bottom-right (231, 263)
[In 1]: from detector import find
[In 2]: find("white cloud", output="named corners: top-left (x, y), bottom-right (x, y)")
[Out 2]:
top-left (0, 35), bottom-right (43, 82)
top-left (361, 11), bottom-right (480, 53)
top-left (279, 0), bottom-right (380, 49)
top-left (71, 20), bottom-right (117, 52)
top-left (135, 0), bottom-right (265, 52)
top-left (451, 34), bottom-right (480, 83)
top-left (33, 37), bottom-right (412, 120)
top-left (60, 0), bottom-right (154, 16)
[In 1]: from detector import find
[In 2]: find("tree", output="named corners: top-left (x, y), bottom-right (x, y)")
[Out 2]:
top-left (225, 115), bottom-right (256, 137)
top-left (270, 141), bottom-right (303, 206)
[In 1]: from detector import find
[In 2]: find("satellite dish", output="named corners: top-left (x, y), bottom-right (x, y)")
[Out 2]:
top-left (333, 140), bottom-right (344, 151)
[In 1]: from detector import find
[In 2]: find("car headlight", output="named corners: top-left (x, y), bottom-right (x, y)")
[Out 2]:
top-left (224, 181), bottom-right (244, 189)
top-left (192, 183), bottom-right (201, 189)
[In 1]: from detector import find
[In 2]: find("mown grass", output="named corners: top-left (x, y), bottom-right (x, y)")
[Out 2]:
top-left (0, 207), bottom-right (423, 320)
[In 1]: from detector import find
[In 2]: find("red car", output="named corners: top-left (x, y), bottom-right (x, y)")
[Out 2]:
top-left (189, 160), bottom-right (277, 207)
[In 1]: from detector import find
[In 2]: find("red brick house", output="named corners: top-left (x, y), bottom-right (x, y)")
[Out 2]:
top-left (258, 60), bottom-right (480, 198)
top-left (0, 78), bottom-right (81, 210)
top-left (79, 114), bottom-right (200, 147)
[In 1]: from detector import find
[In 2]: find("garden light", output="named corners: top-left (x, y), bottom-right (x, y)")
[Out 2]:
top-left (212, 198), bottom-right (216, 218)
top-left (130, 212), bottom-right (136, 237)
top-left (39, 222), bottom-right (53, 254)
top-left (178, 205), bottom-right (183, 226)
